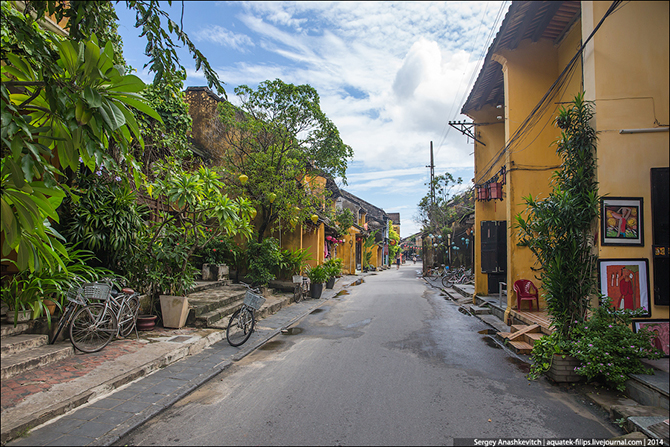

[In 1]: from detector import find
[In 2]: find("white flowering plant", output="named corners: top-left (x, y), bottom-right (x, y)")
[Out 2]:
top-left (567, 297), bottom-right (663, 391)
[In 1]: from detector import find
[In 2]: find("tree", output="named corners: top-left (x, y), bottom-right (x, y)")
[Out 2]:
top-left (217, 79), bottom-right (353, 242)
top-left (515, 93), bottom-right (600, 337)
top-left (1, 0), bottom-right (222, 272)
top-left (416, 172), bottom-right (463, 233)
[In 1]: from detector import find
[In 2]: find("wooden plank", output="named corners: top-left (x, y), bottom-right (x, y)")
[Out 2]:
top-left (508, 340), bottom-right (533, 355)
top-left (525, 332), bottom-right (544, 346)
top-left (508, 323), bottom-right (540, 341)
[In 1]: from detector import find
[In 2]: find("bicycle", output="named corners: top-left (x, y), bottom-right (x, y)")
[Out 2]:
top-left (292, 275), bottom-right (310, 303)
top-left (69, 281), bottom-right (140, 353)
top-left (49, 280), bottom-right (99, 345)
top-left (226, 283), bottom-right (266, 347)
top-left (423, 264), bottom-right (446, 279)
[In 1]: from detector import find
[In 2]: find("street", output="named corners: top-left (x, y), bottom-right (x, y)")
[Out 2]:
top-left (119, 263), bottom-right (619, 446)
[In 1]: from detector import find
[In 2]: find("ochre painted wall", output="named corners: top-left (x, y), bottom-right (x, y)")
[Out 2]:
top-left (583, 1), bottom-right (669, 320)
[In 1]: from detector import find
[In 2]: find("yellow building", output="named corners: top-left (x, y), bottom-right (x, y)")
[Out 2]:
top-left (184, 87), bottom-right (391, 276)
top-left (461, 1), bottom-right (668, 325)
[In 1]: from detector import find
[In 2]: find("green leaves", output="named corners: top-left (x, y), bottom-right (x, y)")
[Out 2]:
top-left (515, 93), bottom-right (599, 337)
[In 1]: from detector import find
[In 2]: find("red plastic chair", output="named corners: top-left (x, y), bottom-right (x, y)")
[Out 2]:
top-left (513, 280), bottom-right (539, 311)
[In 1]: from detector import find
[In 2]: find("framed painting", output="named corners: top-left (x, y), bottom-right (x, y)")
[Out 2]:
top-left (598, 259), bottom-right (650, 316)
top-left (601, 197), bottom-right (644, 246)
top-left (633, 320), bottom-right (669, 357)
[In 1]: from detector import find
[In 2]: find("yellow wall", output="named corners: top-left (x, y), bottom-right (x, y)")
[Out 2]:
top-left (470, 104), bottom-right (506, 297)
top-left (583, 1), bottom-right (669, 320)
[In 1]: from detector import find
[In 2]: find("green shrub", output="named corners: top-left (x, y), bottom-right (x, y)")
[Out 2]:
top-left (568, 297), bottom-right (663, 391)
top-left (246, 237), bottom-right (285, 286)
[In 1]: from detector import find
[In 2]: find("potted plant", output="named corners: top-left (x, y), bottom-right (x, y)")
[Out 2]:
top-left (323, 258), bottom-right (343, 289)
top-left (306, 265), bottom-right (329, 299)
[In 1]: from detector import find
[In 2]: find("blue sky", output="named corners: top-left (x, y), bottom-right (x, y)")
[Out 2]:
top-left (114, 1), bottom-right (510, 237)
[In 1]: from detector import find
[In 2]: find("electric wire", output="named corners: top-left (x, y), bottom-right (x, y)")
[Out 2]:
top-left (434, 1), bottom-right (509, 158)
top-left (473, 0), bottom-right (623, 186)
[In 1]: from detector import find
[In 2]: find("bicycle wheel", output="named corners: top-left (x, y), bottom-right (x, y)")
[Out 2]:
top-left (441, 276), bottom-right (454, 288)
top-left (50, 304), bottom-right (75, 344)
top-left (118, 296), bottom-right (140, 338)
top-left (294, 284), bottom-right (303, 303)
top-left (69, 304), bottom-right (117, 353)
top-left (226, 307), bottom-right (255, 347)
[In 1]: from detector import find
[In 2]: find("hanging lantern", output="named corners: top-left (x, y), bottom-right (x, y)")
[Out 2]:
top-left (268, 192), bottom-right (277, 203)
top-left (488, 182), bottom-right (503, 200)
top-left (311, 214), bottom-right (319, 224)
top-left (239, 174), bottom-right (248, 185)
top-left (249, 208), bottom-right (257, 219)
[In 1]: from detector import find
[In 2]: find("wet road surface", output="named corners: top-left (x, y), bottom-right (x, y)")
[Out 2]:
top-left (118, 264), bottom-right (620, 445)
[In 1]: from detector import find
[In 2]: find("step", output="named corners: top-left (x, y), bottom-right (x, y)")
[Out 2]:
top-left (507, 340), bottom-right (533, 355)
top-left (626, 369), bottom-right (669, 409)
top-left (511, 324), bottom-right (541, 333)
top-left (1, 334), bottom-right (49, 356)
top-left (188, 280), bottom-right (230, 294)
top-left (1, 343), bottom-right (74, 380)
top-left (525, 332), bottom-right (544, 346)
top-left (195, 301), bottom-right (245, 328)
top-left (188, 291), bottom-right (246, 317)
top-left (468, 305), bottom-right (490, 315)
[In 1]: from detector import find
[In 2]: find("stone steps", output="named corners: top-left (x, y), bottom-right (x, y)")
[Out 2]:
top-left (1, 334), bottom-right (49, 356)
top-left (1, 338), bottom-right (73, 380)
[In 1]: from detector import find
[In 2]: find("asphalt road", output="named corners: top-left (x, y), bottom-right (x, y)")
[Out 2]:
top-left (119, 263), bottom-right (620, 446)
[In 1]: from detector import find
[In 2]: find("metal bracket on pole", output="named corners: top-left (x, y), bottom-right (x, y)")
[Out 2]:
top-left (448, 121), bottom-right (486, 146)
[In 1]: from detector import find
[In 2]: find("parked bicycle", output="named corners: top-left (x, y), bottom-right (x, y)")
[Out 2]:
top-left (441, 267), bottom-right (474, 287)
top-left (292, 275), bottom-right (310, 303)
top-left (49, 280), bottom-right (98, 345)
top-left (423, 264), bottom-right (446, 279)
top-left (68, 281), bottom-right (140, 353)
top-left (226, 283), bottom-right (266, 347)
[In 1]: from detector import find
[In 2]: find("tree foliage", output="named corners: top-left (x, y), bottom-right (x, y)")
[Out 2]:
top-left (416, 172), bottom-right (464, 233)
top-left (1, 0), bottom-right (221, 272)
top-left (515, 93), bottom-right (600, 337)
top-left (217, 79), bottom-right (353, 242)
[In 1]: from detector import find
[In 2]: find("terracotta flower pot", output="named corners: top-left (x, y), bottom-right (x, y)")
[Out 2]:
top-left (44, 299), bottom-right (58, 316)
top-left (136, 315), bottom-right (158, 331)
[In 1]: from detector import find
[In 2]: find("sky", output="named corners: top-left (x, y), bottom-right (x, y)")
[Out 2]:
top-left (114, 1), bottom-right (510, 238)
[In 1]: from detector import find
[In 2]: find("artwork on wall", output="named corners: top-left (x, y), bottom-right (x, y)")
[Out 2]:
top-left (599, 259), bottom-right (650, 316)
top-left (633, 320), bottom-right (669, 357)
top-left (601, 197), bottom-right (644, 246)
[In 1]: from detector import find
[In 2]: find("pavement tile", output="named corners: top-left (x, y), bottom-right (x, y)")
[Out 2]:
top-left (44, 417), bottom-right (86, 434)
top-left (67, 421), bottom-right (116, 439)
top-left (8, 428), bottom-right (54, 446)
top-left (110, 400), bottom-right (152, 414)
top-left (87, 398), bottom-right (124, 410)
top-left (103, 389), bottom-right (138, 401)
top-left (45, 434), bottom-right (94, 446)
top-left (91, 410), bottom-right (133, 426)
top-left (144, 378), bottom-right (188, 395)
top-left (134, 391), bottom-right (169, 404)
top-left (68, 407), bottom-right (108, 422)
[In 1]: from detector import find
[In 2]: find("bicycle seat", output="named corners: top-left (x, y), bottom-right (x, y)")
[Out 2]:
top-left (122, 288), bottom-right (135, 294)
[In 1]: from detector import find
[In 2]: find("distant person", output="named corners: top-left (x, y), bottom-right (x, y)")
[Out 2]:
top-left (396, 256), bottom-right (401, 269)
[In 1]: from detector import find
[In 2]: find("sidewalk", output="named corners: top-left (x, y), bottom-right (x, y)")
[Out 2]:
top-left (422, 274), bottom-right (669, 443)
top-left (2, 275), bottom-right (364, 446)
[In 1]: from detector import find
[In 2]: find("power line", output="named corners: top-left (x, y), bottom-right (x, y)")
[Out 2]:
top-left (474, 0), bottom-right (623, 185)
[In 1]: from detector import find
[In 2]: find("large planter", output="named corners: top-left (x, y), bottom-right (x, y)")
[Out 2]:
top-left (159, 295), bottom-right (190, 329)
top-left (5, 309), bottom-right (32, 324)
top-left (326, 277), bottom-right (336, 289)
top-left (202, 264), bottom-right (229, 281)
top-left (311, 283), bottom-right (324, 299)
top-left (546, 354), bottom-right (583, 383)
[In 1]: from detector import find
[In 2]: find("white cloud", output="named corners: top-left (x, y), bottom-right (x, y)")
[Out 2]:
top-left (196, 25), bottom-right (255, 51)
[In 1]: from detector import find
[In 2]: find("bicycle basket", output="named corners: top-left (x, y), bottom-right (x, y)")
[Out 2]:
top-left (292, 275), bottom-right (303, 284)
top-left (82, 282), bottom-right (112, 303)
top-left (243, 291), bottom-right (266, 311)
top-left (66, 284), bottom-right (86, 305)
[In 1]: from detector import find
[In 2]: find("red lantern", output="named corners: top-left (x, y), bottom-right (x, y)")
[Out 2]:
top-left (488, 182), bottom-right (503, 200)
top-left (476, 186), bottom-right (488, 201)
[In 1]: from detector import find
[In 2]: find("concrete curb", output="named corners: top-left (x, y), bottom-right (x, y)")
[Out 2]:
top-left (1, 274), bottom-right (364, 446)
